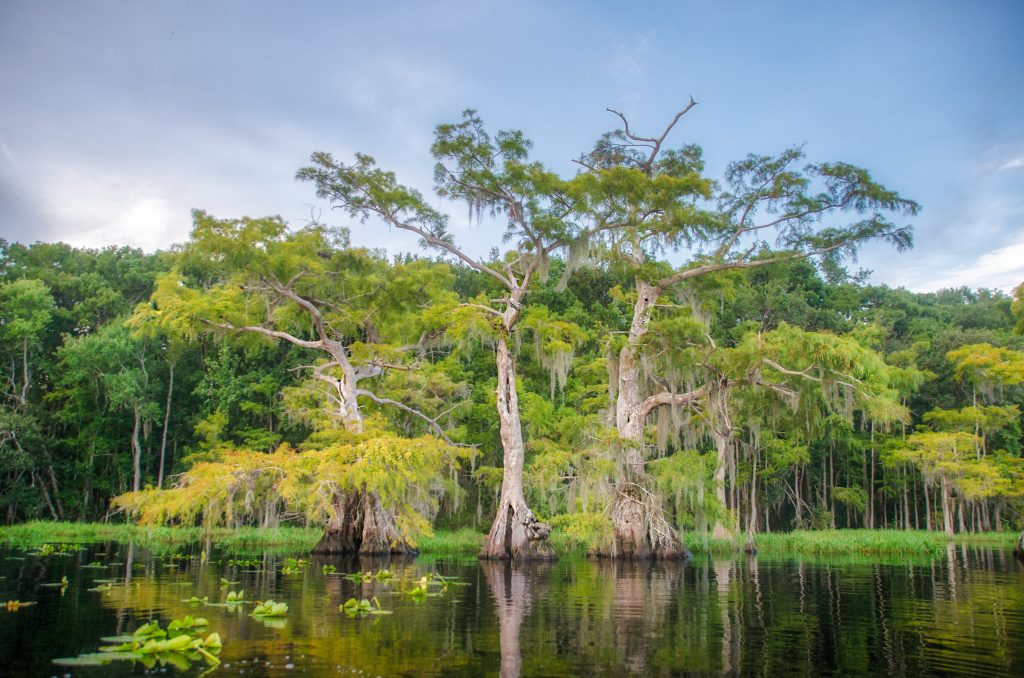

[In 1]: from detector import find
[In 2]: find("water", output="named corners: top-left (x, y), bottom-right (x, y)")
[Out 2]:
top-left (2, 542), bottom-right (1022, 676)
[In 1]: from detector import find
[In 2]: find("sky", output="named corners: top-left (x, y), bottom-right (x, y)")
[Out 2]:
top-left (0, 0), bottom-right (1022, 292)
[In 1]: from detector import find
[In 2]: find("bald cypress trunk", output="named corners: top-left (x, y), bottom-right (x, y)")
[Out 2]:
top-left (711, 427), bottom-right (733, 539)
top-left (745, 447), bottom-right (758, 554)
top-left (131, 408), bottom-right (143, 493)
top-left (311, 361), bottom-right (415, 556)
top-left (601, 280), bottom-right (687, 560)
top-left (480, 337), bottom-right (554, 560)
top-left (312, 491), bottom-right (411, 555)
top-left (941, 475), bottom-right (955, 537)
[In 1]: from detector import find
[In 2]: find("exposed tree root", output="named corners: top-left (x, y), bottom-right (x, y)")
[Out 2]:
top-left (594, 482), bottom-right (689, 560)
top-left (311, 490), bottom-right (415, 556)
top-left (480, 501), bottom-right (555, 561)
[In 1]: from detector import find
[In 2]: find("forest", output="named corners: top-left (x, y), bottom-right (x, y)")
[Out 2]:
top-left (2, 108), bottom-right (1023, 561)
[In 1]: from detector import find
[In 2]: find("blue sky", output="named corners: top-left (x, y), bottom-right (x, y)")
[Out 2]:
top-left (1, 1), bottom-right (1021, 291)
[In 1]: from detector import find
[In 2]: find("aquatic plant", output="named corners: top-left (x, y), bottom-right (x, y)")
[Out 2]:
top-left (167, 615), bottom-right (208, 630)
top-left (4, 600), bottom-right (35, 611)
top-left (341, 596), bottom-right (391, 617)
top-left (343, 568), bottom-right (395, 584)
top-left (252, 600), bottom-right (288, 617)
top-left (53, 618), bottom-right (222, 668)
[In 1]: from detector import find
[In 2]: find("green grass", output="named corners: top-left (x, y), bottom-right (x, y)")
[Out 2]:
top-left (1, 522), bottom-right (1017, 558)
top-left (416, 527), bottom-right (485, 555)
top-left (0, 521), bottom-right (484, 556)
top-left (0, 521), bottom-right (321, 553)
top-left (688, 529), bottom-right (1018, 557)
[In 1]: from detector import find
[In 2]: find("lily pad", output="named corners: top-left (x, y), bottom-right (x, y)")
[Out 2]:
top-left (53, 651), bottom-right (139, 666)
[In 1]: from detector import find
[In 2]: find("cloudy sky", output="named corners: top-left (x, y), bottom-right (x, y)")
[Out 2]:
top-left (1, 1), bottom-right (1022, 291)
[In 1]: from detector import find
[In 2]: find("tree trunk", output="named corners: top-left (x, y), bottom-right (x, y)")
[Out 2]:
top-left (902, 466), bottom-right (911, 531)
top-left (312, 352), bottom-right (413, 555)
top-left (599, 281), bottom-right (687, 559)
top-left (940, 476), bottom-right (954, 536)
top-left (481, 337), bottom-right (554, 560)
top-left (158, 362), bottom-right (174, 488)
top-left (745, 448), bottom-right (758, 554)
top-left (46, 464), bottom-right (64, 520)
top-left (131, 407), bottom-right (143, 493)
top-left (869, 432), bottom-right (876, 529)
top-left (34, 471), bottom-right (59, 520)
top-left (312, 490), bottom-right (412, 555)
top-left (794, 467), bottom-right (803, 527)
top-left (924, 481), bottom-right (932, 531)
top-left (829, 447), bottom-right (836, 528)
top-left (20, 336), bottom-right (29, 405)
top-left (1014, 529), bottom-right (1024, 560)
top-left (711, 427), bottom-right (733, 539)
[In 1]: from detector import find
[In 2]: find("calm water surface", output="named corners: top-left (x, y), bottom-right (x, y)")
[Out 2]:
top-left (1, 541), bottom-right (1022, 676)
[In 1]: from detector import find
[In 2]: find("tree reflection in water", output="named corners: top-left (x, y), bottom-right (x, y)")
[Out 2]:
top-left (3, 542), bottom-right (1023, 676)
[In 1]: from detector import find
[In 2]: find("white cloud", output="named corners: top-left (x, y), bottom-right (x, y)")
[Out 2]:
top-left (0, 136), bottom-right (21, 173)
top-left (918, 236), bottom-right (1024, 292)
top-left (997, 155), bottom-right (1024, 171)
top-left (64, 196), bottom-right (179, 251)
top-left (609, 35), bottom-right (652, 114)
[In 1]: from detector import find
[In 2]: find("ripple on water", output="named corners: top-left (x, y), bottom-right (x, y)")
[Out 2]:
top-left (0, 542), bottom-right (1022, 676)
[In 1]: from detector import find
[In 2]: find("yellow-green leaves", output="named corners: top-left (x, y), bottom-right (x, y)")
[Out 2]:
top-left (520, 306), bottom-right (588, 397)
top-left (948, 343), bottom-right (1024, 389)
top-left (113, 432), bottom-right (471, 540)
top-left (252, 600), bottom-right (288, 617)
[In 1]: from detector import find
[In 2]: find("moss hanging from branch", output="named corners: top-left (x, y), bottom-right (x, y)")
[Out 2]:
top-left (113, 425), bottom-right (473, 542)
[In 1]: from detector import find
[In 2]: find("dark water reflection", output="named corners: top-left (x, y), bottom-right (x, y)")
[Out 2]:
top-left (1, 541), bottom-right (1022, 676)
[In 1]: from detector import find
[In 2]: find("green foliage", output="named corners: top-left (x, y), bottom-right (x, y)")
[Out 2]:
top-left (252, 600), bottom-right (289, 617)
top-left (548, 512), bottom-right (613, 554)
top-left (113, 427), bottom-right (470, 539)
top-left (54, 617), bottom-right (222, 669)
top-left (0, 108), bottom-right (1022, 546)
top-left (0, 278), bottom-right (54, 349)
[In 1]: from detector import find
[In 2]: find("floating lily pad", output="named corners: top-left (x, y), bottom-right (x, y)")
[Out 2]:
top-left (53, 651), bottom-right (139, 666)
top-left (252, 600), bottom-right (288, 617)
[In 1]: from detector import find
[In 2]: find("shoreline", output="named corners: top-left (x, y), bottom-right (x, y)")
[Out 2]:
top-left (0, 521), bottom-right (1017, 558)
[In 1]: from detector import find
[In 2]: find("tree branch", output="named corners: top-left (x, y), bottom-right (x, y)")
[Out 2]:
top-left (639, 384), bottom-right (709, 420)
top-left (655, 233), bottom-right (882, 294)
top-left (204, 320), bottom-right (324, 351)
top-left (378, 211), bottom-right (515, 289)
top-left (356, 388), bottom-right (472, 447)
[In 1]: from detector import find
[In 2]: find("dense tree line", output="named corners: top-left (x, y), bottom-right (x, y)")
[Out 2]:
top-left (2, 107), bottom-right (1022, 559)
top-left (3, 239), bottom-right (1021, 543)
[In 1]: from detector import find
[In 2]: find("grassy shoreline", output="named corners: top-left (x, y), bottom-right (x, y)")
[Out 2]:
top-left (0, 521), bottom-right (1017, 557)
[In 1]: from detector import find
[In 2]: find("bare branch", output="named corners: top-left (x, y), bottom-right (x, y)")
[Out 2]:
top-left (606, 108), bottom-right (657, 144)
top-left (639, 384), bottom-right (709, 420)
top-left (268, 280), bottom-right (330, 344)
top-left (645, 96), bottom-right (698, 169)
top-left (460, 302), bottom-right (504, 318)
top-left (608, 97), bottom-right (699, 173)
top-left (377, 211), bottom-right (515, 289)
top-left (762, 359), bottom-right (821, 382)
top-left (356, 388), bottom-right (473, 448)
top-left (203, 320), bottom-right (324, 351)
top-left (655, 233), bottom-right (884, 294)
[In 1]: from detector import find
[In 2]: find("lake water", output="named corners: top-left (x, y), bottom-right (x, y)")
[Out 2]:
top-left (1, 541), bottom-right (1022, 676)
